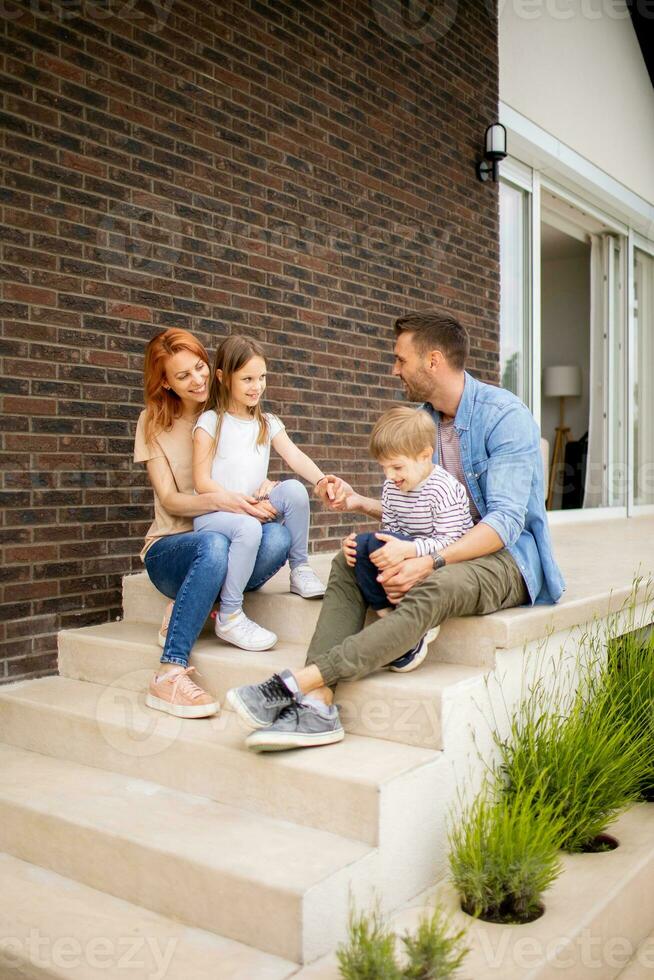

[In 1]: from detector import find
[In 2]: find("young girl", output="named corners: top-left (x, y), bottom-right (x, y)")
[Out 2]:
top-left (135, 328), bottom-right (292, 720)
top-left (193, 335), bottom-right (327, 652)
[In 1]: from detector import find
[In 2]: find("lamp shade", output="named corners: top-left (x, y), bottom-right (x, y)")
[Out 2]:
top-left (543, 364), bottom-right (582, 399)
top-left (485, 123), bottom-right (507, 160)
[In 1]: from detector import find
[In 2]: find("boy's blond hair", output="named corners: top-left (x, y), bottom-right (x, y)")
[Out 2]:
top-left (369, 406), bottom-right (437, 461)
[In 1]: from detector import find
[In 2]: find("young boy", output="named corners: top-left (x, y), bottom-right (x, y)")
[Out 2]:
top-left (342, 405), bottom-right (473, 672)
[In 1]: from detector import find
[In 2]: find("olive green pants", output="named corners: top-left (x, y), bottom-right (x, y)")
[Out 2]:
top-left (305, 549), bottom-right (529, 687)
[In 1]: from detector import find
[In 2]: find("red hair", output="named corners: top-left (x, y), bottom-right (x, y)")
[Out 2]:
top-left (142, 328), bottom-right (209, 442)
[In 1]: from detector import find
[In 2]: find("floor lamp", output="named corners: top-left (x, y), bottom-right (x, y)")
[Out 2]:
top-left (544, 365), bottom-right (582, 510)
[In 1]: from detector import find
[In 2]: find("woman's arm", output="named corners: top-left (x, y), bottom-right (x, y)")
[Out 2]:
top-left (271, 430), bottom-right (325, 486)
top-left (147, 455), bottom-right (275, 521)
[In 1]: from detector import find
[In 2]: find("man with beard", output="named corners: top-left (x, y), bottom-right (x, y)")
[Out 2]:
top-left (227, 311), bottom-right (565, 751)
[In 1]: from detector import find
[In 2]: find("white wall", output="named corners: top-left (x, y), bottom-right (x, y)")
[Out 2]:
top-left (499, 0), bottom-right (654, 206)
top-left (541, 249), bottom-right (591, 504)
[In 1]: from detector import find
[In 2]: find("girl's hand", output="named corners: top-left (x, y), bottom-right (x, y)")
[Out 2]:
top-left (369, 534), bottom-right (416, 571)
top-left (254, 479), bottom-right (280, 499)
top-left (342, 532), bottom-right (357, 567)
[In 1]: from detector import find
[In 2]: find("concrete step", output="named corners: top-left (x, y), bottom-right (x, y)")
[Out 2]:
top-left (0, 851), bottom-right (296, 979)
top-left (0, 675), bottom-right (441, 847)
top-left (123, 562), bottom-right (330, 646)
top-left (295, 804), bottom-right (654, 979)
top-left (0, 742), bottom-right (375, 963)
top-left (57, 619), bottom-right (485, 750)
top-left (617, 926), bottom-right (654, 978)
top-left (122, 563), bottom-right (502, 669)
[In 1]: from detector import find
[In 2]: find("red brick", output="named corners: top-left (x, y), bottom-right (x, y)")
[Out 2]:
top-left (0, 0), bottom-right (499, 684)
top-left (3, 284), bottom-right (57, 306)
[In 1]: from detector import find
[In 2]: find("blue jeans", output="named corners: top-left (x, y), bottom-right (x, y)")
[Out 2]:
top-left (144, 522), bottom-right (291, 667)
top-left (354, 531), bottom-right (415, 611)
top-left (193, 480), bottom-right (310, 615)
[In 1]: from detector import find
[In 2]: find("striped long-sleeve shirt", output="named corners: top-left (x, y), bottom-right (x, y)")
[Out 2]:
top-left (381, 465), bottom-right (473, 557)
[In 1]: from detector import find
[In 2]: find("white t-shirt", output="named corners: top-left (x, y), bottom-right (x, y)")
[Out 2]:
top-left (193, 410), bottom-right (284, 495)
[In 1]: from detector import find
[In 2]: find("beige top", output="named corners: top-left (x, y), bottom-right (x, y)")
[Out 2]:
top-left (133, 409), bottom-right (196, 558)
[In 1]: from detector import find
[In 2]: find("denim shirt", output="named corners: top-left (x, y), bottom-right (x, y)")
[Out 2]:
top-left (423, 372), bottom-right (565, 605)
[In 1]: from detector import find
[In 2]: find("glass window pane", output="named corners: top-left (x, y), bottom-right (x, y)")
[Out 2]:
top-left (634, 247), bottom-right (654, 505)
top-left (609, 240), bottom-right (626, 506)
top-left (499, 182), bottom-right (529, 404)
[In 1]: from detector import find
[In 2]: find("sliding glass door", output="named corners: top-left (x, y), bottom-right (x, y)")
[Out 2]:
top-left (499, 180), bottom-right (531, 405)
top-left (633, 246), bottom-right (654, 506)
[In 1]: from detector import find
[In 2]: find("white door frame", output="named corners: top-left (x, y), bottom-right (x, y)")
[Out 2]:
top-left (499, 106), bottom-right (654, 523)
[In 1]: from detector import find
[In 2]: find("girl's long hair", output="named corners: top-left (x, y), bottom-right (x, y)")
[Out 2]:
top-left (142, 328), bottom-right (209, 443)
top-left (205, 335), bottom-right (269, 450)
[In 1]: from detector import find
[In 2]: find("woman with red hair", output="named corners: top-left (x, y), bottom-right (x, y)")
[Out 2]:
top-left (134, 328), bottom-right (291, 718)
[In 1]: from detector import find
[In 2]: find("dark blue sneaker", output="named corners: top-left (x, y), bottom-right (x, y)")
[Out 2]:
top-left (385, 626), bottom-right (440, 673)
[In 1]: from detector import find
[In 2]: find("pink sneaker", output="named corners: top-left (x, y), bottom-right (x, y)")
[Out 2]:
top-left (145, 666), bottom-right (219, 719)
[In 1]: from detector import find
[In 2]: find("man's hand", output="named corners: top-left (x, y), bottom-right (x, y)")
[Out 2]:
top-left (369, 533), bottom-right (415, 571)
top-left (341, 532), bottom-right (357, 567)
top-left (377, 555), bottom-right (434, 603)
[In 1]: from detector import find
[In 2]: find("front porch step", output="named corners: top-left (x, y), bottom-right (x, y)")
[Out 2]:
top-left (0, 851), bottom-right (296, 979)
top-left (121, 566), bottom-right (502, 669)
top-left (0, 743), bottom-right (375, 964)
top-left (0, 676), bottom-right (442, 847)
top-left (57, 619), bottom-right (485, 750)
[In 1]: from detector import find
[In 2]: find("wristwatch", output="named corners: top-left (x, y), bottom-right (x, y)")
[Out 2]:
top-left (432, 554), bottom-right (446, 571)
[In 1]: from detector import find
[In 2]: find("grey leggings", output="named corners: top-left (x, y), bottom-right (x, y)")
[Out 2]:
top-left (193, 479), bottom-right (310, 614)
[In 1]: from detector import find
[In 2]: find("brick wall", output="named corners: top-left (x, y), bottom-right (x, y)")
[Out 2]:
top-left (0, 0), bottom-right (500, 682)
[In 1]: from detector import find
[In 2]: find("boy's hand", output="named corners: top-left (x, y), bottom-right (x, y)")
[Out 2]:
top-left (370, 533), bottom-right (416, 571)
top-left (342, 532), bottom-right (357, 566)
top-left (316, 475), bottom-right (354, 510)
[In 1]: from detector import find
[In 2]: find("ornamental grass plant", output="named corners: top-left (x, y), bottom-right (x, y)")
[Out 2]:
top-left (337, 907), bottom-right (401, 980)
top-left (400, 909), bottom-right (468, 980)
top-left (337, 904), bottom-right (468, 980)
top-left (496, 622), bottom-right (652, 852)
top-left (448, 777), bottom-right (563, 924)
top-left (603, 629), bottom-right (654, 800)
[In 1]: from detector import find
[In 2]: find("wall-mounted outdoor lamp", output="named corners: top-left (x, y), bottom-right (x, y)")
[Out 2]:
top-left (476, 123), bottom-right (507, 182)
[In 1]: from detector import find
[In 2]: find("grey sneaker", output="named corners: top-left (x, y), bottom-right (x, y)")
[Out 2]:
top-left (246, 699), bottom-right (344, 752)
top-left (225, 670), bottom-right (298, 730)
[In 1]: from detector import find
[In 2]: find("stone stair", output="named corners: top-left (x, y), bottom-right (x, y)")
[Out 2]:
top-left (1, 520), bottom-right (652, 977)
top-left (0, 553), bottom-right (481, 976)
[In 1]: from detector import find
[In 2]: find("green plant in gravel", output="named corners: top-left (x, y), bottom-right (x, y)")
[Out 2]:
top-left (401, 908), bottom-right (468, 979)
top-left (448, 777), bottom-right (563, 924)
top-left (497, 637), bottom-right (652, 852)
top-left (337, 904), bottom-right (468, 980)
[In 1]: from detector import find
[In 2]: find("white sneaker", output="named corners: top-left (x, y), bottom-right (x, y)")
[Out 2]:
top-left (289, 563), bottom-right (326, 599)
top-left (214, 611), bottom-right (277, 651)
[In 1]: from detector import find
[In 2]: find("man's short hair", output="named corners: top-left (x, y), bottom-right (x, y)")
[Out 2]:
top-left (370, 406), bottom-right (437, 461)
top-left (394, 311), bottom-right (469, 371)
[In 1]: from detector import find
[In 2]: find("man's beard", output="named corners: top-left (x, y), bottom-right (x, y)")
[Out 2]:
top-left (402, 372), bottom-right (432, 403)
